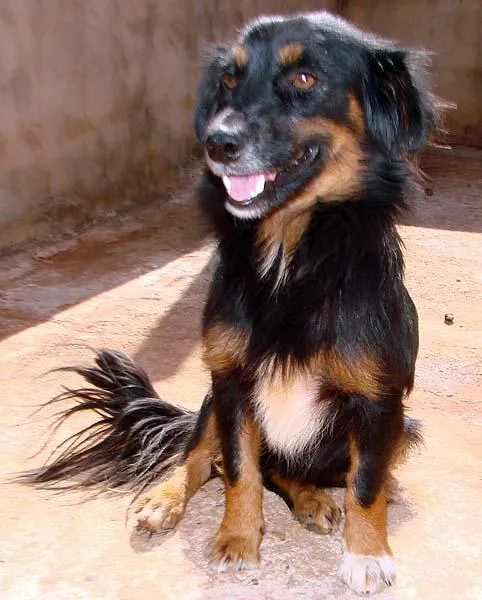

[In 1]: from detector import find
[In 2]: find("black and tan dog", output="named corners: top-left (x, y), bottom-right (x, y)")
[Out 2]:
top-left (23, 12), bottom-right (439, 595)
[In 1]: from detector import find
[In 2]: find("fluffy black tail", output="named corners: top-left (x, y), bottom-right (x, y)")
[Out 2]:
top-left (19, 350), bottom-right (198, 495)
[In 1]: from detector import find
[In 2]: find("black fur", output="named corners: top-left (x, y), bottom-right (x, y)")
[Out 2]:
top-left (22, 12), bottom-right (433, 526)
top-left (194, 12), bottom-right (435, 504)
top-left (19, 350), bottom-right (197, 494)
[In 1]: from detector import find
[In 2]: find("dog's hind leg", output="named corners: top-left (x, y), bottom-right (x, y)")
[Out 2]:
top-left (134, 395), bottom-right (219, 533)
top-left (266, 472), bottom-right (342, 535)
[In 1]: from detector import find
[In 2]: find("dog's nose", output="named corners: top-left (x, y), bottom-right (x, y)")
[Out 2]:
top-left (205, 132), bottom-right (242, 163)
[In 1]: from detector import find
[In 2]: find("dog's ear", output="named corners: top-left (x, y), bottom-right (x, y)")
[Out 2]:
top-left (361, 48), bottom-right (435, 154)
top-left (194, 44), bottom-right (230, 142)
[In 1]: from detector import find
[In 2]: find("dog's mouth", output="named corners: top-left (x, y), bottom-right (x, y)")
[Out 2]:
top-left (221, 145), bottom-right (321, 208)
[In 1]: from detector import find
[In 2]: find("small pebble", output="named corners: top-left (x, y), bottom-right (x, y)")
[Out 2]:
top-left (444, 313), bottom-right (454, 325)
top-left (424, 187), bottom-right (434, 196)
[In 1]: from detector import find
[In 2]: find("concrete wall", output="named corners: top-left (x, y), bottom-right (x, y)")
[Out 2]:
top-left (338, 0), bottom-right (482, 147)
top-left (0, 0), bottom-right (480, 252)
top-left (0, 0), bottom-right (334, 253)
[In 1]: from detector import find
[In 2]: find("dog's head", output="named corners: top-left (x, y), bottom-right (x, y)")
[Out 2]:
top-left (195, 12), bottom-right (438, 220)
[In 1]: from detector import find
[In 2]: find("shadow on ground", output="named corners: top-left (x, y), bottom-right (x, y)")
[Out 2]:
top-left (1, 148), bottom-right (480, 356)
top-left (133, 262), bottom-right (211, 381)
top-left (0, 199), bottom-right (210, 343)
top-left (405, 147), bottom-right (482, 233)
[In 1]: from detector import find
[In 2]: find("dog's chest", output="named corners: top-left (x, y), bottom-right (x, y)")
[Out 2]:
top-left (253, 365), bottom-right (328, 457)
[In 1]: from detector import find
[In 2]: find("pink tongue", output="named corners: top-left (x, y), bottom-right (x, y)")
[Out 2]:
top-left (223, 173), bottom-right (275, 202)
top-left (226, 175), bottom-right (264, 202)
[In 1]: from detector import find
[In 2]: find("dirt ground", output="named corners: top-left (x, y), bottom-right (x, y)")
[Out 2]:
top-left (1, 147), bottom-right (481, 600)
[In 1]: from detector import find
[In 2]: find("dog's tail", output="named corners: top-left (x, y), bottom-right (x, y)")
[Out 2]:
top-left (18, 350), bottom-right (198, 495)
top-left (392, 414), bottom-right (423, 467)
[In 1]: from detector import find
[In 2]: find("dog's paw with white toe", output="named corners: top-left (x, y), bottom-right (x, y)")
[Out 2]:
top-left (133, 485), bottom-right (185, 533)
top-left (338, 552), bottom-right (396, 595)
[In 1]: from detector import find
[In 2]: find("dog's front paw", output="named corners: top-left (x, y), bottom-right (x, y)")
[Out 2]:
top-left (209, 531), bottom-right (261, 572)
top-left (133, 484), bottom-right (185, 533)
top-left (338, 552), bottom-right (396, 595)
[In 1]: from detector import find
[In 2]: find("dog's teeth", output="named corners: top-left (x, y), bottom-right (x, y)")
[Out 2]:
top-left (249, 175), bottom-right (265, 199)
top-left (222, 176), bottom-right (231, 193)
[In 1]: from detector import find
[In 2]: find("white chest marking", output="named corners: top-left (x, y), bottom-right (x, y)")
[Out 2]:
top-left (254, 367), bottom-right (328, 457)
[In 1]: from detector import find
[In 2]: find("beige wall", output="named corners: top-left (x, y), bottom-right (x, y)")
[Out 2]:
top-left (339, 0), bottom-right (482, 146)
top-left (0, 0), bottom-right (333, 253)
top-left (0, 1), bottom-right (480, 252)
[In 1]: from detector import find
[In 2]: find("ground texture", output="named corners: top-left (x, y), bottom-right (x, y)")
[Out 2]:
top-left (1, 148), bottom-right (481, 600)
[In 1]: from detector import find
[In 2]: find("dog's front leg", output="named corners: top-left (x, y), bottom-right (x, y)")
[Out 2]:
top-left (338, 396), bottom-right (403, 595)
top-left (209, 374), bottom-right (264, 571)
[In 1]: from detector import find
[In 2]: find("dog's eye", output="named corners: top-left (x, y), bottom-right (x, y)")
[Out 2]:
top-left (292, 72), bottom-right (316, 90)
top-left (223, 73), bottom-right (238, 90)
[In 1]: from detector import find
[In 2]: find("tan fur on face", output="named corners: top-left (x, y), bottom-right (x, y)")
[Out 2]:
top-left (290, 96), bottom-right (365, 213)
top-left (203, 322), bottom-right (250, 374)
top-left (279, 42), bottom-right (304, 65)
top-left (232, 45), bottom-right (248, 69)
top-left (296, 123), bottom-right (362, 206)
top-left (256, 96), bottom-right (365, 282)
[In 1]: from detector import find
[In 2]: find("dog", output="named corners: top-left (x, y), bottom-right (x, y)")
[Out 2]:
top-left (22, 12), bottom-right (439, 595)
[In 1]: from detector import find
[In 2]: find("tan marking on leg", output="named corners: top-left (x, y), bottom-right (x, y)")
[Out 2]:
top-left (270, 472), bottom-right (342, 534)
top-left (279, 42), bottom-right (304, 65)
top-left (203, 322), bottom-right (250, 374)
top-left (232, 45), bottom-right (248, 69)
top-left (344, 484), bottom-right (390, 556)
top-left (134, 412), bottom-right (219, 533)
top-left (210, 417), bottom-right (264, 571)
top-left (339, 436), bottom-right (395, 594)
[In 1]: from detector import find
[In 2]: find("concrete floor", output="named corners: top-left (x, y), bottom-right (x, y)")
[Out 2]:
top-left (1, 148), bottom-right (481, 599)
